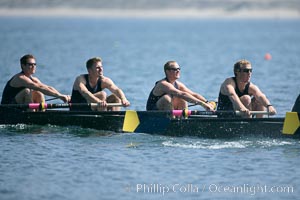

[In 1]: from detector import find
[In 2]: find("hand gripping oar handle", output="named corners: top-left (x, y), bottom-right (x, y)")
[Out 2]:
top-left (172, 110), bottom-right (271, 117)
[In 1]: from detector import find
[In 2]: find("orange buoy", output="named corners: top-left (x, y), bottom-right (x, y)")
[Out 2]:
top-left (264, 53), bottom-right (272, 60)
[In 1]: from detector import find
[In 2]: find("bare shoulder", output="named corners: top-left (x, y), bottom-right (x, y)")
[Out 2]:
top-left (174, 80), bottom-right (186, 90)
top-left (100, 76), bottom-right (115, 88)
top-left (9, 73), bottom-right (35, 87)
top-left (221, 77), bottom-right (235, 89)
top-left (73, 75), bottom-right (87, 88)
top-left (100, 76), bottom-right (113, 84)
top-left (152, 79), bottom-right (169, 95)
top-left (248, 82), bottom-right (260, 93)
top-left (76, 74), bottom-right (86, 82)
top-left (156, 79), bottom-right (173, 89)
top-left (223, 77), bottom-right (234, 85)
top-left (31, 76), bottom-right (40, 82)
top-left (13, 73), bottom-right (32, 83)
top-left (220, 77), bottom-right (235, 94)
top-left (175, 80), bottom-right (184, 86)
top-left (156, 78), bottom-right (167, 85)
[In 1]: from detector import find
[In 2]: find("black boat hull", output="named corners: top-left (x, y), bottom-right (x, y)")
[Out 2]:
top-left (0, 108), bottom-right (297, 139)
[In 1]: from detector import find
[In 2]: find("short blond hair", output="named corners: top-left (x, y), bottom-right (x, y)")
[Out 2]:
top-left (234, 59), bottom-right (251, 76)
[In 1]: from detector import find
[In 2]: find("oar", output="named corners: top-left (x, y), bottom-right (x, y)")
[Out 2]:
top-left (282, 112), bottom-right (300, 135)
top-left (45, 97), bottom-right (60, 101)
top-left (0, 103), bottom-right (123, 110)
top-left (172, 110), bottom-right (271, 117)
top-left (188, 101), bottom-right (217, 109)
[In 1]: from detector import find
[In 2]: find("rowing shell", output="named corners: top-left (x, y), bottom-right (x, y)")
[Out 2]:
top-left (123, 110), bottom-right (291, 138)
top-left (0, 107), bottom-right (125, 132)
top-left (0, 106), bottom-right (299, 139)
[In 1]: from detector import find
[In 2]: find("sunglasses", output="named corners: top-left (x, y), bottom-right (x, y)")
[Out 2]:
top-left (167, 67), bottom-right (181, 72)
top-left (239, 68), bottom-right (252, 73)
top-left (25, 63), bottom-right (37, 67)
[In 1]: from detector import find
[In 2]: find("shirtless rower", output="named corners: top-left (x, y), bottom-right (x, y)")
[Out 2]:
top-left (70, 57), bottom-right (130, 111)
top-left (217, 59), bottom-right (276, 118)
top-left (146, 61), bottom-right (214, 111)
top-left (1, 54), bottom-right (70, 105)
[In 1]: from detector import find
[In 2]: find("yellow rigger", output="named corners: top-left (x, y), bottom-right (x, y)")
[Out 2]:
top-left (282, 112), bottom-right (300, 134)
top-left (123, 110), bottom-right (140, 132)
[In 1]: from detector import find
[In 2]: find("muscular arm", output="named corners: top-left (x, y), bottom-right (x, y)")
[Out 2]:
top-left (102, 77), bottom-right (130, 106)
top-left (249, 84), bottom-right (276, 115)
top-left (220, 78), bottom-right (248, 111)
top-left (13, 75), bottom-right (67, 100)
top-left (179, 83), bottom-right (207, 102)
top-left (73, 75), bottom-right (102, 103)
top-left (155, 80), bottom-right (213, 110)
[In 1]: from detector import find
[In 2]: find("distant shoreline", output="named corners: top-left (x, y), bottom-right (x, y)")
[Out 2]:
top-left (0, 8), bottom-right (299, 19)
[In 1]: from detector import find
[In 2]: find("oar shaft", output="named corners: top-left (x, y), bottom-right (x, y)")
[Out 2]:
top-left (236, 111), bottom-right (270, 115)
top-left (172, 110), bottom-right (271, 117)
top-left (45, 97), bottom-right (60, 102)
top-left (39, 103), bottom-right (123, 109)
top-left (89, 103), bottom-right (123, 109)
top-left (1, 103), bottom-right (123, 110)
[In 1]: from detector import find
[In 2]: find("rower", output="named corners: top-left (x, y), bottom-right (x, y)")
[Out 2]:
top-left (70, 57), bottom-right (130, 111)
top-left (217, 59), bottom-right (276, 118)
top-left (1, 54), bottom-right (70, 106)
top-left (146, 61), bottom-right (214, 111)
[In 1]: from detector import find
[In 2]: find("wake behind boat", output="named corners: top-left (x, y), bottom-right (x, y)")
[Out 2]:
top-left (0, 103), bottom-right (299, 139)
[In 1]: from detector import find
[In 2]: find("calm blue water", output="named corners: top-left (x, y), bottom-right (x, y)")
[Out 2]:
top-left (0, 17), bottom-right (300, 200)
